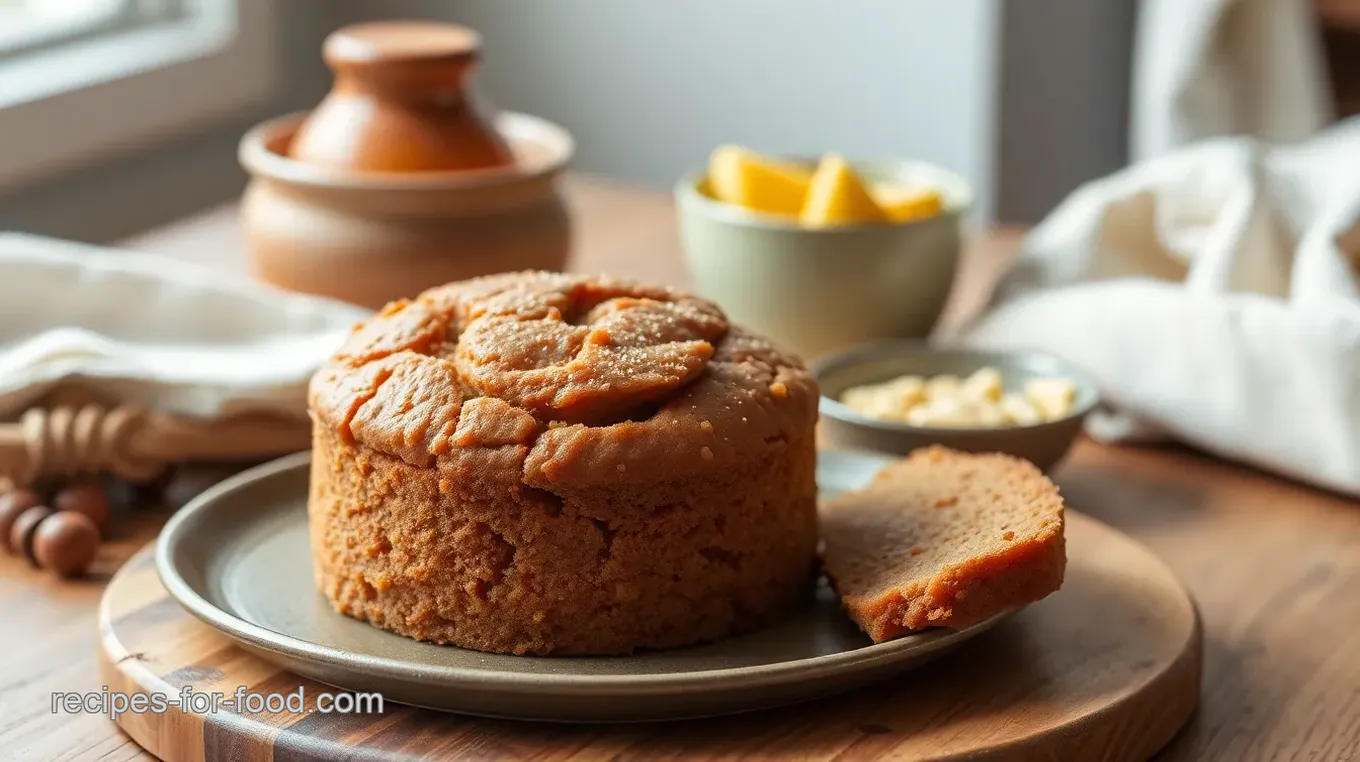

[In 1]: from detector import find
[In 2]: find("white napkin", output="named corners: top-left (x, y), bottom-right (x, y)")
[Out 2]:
top-left (1132, 0), bottom-right (1332, 160)
top-left (0, 233), bottom-right (368, 422)
top-left (963, 120), bottom-right (1360, 496)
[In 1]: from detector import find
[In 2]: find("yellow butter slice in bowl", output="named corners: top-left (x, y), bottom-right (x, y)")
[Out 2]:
top-left (706, 145), bottom-right (811, 218)
top-left (800, 154), bottom-right (888, 227)
top-left (871, 183), bottom-right (945, 223)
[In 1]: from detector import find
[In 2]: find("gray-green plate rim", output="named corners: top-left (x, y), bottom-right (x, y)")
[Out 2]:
top-left (155, 449), bottom-right (1012, 697)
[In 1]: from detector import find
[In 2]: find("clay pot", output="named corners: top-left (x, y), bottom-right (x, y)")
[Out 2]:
top-left (238, 21), bottom-right (574, 308)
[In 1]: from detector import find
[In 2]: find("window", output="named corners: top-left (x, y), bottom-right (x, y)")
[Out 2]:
top-left (0, 0), bottom-right (171, 57)
top-left (0, 0), bottom-right (277, 189)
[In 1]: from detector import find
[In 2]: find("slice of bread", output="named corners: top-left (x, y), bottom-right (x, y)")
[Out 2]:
top-left (821, 446), bottom-right (1066, 642)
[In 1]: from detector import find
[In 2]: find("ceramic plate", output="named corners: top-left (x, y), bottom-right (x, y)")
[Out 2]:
top-left (156, 449), bottom-right (1010, 722)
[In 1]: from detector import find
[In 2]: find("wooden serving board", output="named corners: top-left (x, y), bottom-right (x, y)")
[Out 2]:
top-left (98, 510), bottom-right (1201, 762)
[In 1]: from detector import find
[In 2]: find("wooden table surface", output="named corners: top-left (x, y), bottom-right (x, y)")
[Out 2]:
top-left (3, 176), bottom-right (1358, 762)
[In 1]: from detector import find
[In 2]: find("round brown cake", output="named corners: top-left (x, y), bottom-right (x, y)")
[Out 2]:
top-left (307, 271), bottom-right (819, 655)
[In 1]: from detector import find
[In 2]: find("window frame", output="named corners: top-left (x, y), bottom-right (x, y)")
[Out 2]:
top-left (0, 0), bottom-right (147, 58)
top-left (0, 0), bottom-right (277, 191)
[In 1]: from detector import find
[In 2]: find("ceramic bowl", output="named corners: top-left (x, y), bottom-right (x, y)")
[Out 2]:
top-left (813, 342), bottom-right (1100, 472)
top-left (675, 158), bottom-right (971, 362)
top-left (239, 111), bottom-right (573, 309)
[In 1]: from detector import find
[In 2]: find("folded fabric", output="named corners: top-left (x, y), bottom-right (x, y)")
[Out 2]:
top-left (1131, 0), bottom-right (1332, 160)
top-left (0, 233), bottom-right (368, 422)
top-left (963, 120), bottom-right (1360, 496)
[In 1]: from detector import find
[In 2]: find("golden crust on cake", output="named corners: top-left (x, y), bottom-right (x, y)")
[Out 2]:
top-left (308, 271), bottom-right (820, 655)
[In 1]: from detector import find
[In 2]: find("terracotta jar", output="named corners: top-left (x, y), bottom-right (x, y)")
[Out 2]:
top-left (289, 22), bottom-right (514, 172)
top-left (239, 22), bottom-right (573, 308)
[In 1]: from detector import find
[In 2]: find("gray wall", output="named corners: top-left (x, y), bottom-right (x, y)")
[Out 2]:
top-left (368, 0), bottom-right (1135, 224)
top-left (995, 0), bottom-right (1135, 223)
top-left (397, 0), bottom-right (1003, 223)
top-left (0, 0), bottom-right (1136, 241)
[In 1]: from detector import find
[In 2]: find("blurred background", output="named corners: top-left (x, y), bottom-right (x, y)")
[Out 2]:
top-left (0, 0), bottom-right (1354, 242)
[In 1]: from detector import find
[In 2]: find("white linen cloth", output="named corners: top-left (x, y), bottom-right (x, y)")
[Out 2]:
top-left (1132, 0), bottom-right (1333, 161)
top-left (963, 120), bottom-right (1360, 496)
top-left (0, 233), bottom-right (367, 422)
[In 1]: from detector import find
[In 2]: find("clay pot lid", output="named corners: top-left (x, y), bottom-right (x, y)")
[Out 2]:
top-left (323, 21), bottom-right (482, 67)
top-left (290, 20), bottom-right (512, 172)
top-left (250, 20), bottom-right (572, 184)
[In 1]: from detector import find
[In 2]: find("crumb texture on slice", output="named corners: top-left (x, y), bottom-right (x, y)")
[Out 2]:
top-left (821, 446), bottom-right (1066, 642)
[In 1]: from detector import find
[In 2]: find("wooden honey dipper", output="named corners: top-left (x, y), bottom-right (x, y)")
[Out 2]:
top-left (0, 403), bottom-right (311, 488)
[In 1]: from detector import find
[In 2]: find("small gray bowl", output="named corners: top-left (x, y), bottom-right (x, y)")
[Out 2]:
top-left (813, 342), bottom-right (1100, 472)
